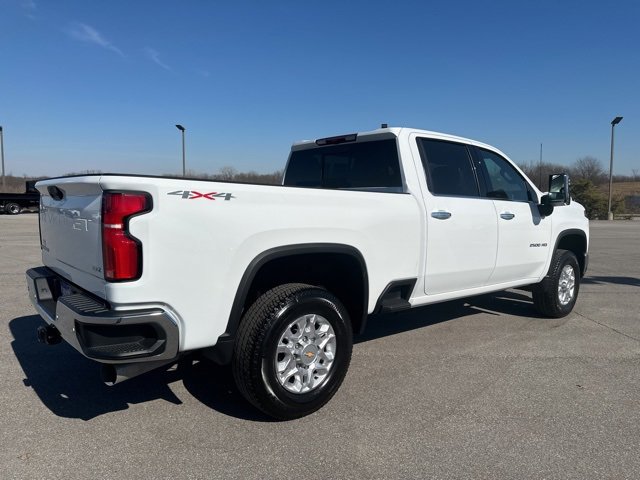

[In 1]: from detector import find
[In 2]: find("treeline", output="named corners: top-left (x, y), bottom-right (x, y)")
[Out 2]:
top-left (519, 156), bottom-right (639, 190)
top-left (519, 157), bottom-right (639, 218)
top-left (0, 174), bottom-right (47, 193)
top-left (0, 167), bottom-right (283, 193)
top-left (3, 158), bottom-right (638, 218)
top-left (181, 167), bottom-right (283, 185)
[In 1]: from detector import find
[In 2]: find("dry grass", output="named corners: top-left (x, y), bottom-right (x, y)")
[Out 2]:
top-left (601, 181), bottom-right (640, 197)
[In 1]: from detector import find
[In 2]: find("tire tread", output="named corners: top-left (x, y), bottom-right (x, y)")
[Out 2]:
top-left (232, 283), bottom-right (317, 416)
top-left (532, 249), bottom-right (579, 318)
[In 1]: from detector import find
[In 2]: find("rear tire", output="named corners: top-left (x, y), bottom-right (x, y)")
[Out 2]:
top-left (532, 249), bottom-right (580, 318)
top-left (232, 283), bottom-right (352, 420)
top-left (5, 202), bottom-right (21, 215)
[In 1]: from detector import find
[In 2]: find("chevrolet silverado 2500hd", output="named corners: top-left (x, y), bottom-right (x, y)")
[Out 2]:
top-left (26, 127), bottom-right (588, 419)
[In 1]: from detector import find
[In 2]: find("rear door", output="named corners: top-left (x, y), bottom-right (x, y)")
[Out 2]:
top-left (415, 137), bottom-right (498, 295)
top-left (37, 177), bottom-right (106, 298)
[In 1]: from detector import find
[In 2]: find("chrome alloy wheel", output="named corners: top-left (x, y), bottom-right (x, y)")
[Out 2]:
top-left (275, 314), bottom-right (337, 394)
top-left (558, 264), bottom-right (576, 306)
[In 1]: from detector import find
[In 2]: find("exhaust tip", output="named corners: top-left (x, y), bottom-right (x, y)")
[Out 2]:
top-left (37, 325), bottom-right (62, 345)
top-left (101, 364), bottom-right (118, 386)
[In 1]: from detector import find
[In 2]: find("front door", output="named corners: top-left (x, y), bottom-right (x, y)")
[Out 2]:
top-left (473, 147), bottom-right (552, 284)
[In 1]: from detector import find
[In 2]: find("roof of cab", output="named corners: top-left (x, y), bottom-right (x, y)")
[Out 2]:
top-left (291, 127), bottom-right (498, 152)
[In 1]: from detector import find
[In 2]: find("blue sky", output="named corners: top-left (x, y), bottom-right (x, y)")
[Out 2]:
top-left (1, 0), bottom-right (638, 177)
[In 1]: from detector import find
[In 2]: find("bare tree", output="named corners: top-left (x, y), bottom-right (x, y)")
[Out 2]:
top-left (215, 166), bottom-right (238, 181)
top-left (0, 174), bottom-right (46, 193)
top-left (519, 160), bottom-right (568, 191)
top-left (572, 156), bottom-right (605, 184)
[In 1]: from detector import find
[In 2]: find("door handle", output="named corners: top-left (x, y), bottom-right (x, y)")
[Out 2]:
top-left (431, 210), bottom-right (452, 220)
top-left (500, 212), bottom-right (515, 220)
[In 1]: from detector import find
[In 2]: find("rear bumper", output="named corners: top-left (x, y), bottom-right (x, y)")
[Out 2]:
top-left (26, 267), bottom-right (179, 364)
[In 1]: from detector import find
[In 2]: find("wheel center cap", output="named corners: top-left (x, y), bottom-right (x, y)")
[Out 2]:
top-left (301, 345), bottom-right (318, 365)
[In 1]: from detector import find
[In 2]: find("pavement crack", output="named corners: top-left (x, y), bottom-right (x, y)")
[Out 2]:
top-left (574, 310), bottom-right (640, 344)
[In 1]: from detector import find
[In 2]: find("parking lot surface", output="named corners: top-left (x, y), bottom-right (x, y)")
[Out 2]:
top-left (1, 214), bottom-right (639, 479)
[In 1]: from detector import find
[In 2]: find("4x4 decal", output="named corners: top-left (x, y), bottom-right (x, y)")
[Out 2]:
top-left (168, 190), bottom-right (235, 201)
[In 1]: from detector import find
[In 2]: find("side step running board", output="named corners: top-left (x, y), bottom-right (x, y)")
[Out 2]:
top-left (378, 297), bottom-right (411, 313)
top-left (374, 278), bottom-right (417, 314)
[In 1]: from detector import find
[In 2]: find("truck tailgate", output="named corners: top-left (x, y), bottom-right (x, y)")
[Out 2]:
top-left (37, 177), bottom-right (106, 298)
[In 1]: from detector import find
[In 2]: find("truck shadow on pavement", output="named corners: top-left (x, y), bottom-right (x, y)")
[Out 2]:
top-left (9, 315), bottom-right (273, 422)
top-left (582, 275), bottom-right (640, 287)
top-left (10, 289), bottom-right (542, 421)
top-left (10, 315), bottom-right (185, 421)
top-left (357, 289), bottom-right (545, 343)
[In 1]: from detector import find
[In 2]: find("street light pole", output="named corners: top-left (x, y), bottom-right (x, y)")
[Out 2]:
top-left (539, 142), bottom-right (543, 189)
top-left (0, 126), bottom-right (5, 190)
top-left (607, 116), bottom-right (623, 220)
top-left (175, 124), bottom-right (186, 176)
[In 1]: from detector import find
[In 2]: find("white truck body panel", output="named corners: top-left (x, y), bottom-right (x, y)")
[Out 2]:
top-left (36, 175), bottom-right (423, 351)
top-left (423, 195), bottom-right (498, 294)
top-left (491, 198), bottom-right (552, 283)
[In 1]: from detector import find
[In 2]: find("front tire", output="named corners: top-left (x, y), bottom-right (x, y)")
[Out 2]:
top-left (532, 249), bottom-right (580, 318)
top-left (232, 283), bottom-right (353, 420)
top-left (5, 203), bottom-right (21, 215)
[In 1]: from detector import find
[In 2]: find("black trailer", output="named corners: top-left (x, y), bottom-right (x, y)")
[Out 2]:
top-left (0, 181), bottom-right (40, 214)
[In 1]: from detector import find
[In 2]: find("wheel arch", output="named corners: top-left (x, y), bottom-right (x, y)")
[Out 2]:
top-left (206, 243), bottom-right (369, 364)
top-left (553, 229), bottom-right (588, 277)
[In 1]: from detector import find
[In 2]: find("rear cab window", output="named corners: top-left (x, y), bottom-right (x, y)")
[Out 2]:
top-left (283, 138), bottom-right (403, 192)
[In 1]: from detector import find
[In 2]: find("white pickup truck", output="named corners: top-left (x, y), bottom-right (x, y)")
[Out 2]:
top-left (26, 127), bottom-right (589, 419)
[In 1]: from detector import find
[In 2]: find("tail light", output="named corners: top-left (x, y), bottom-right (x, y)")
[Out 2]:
top-left (102, 192), bottom-right (152, 281)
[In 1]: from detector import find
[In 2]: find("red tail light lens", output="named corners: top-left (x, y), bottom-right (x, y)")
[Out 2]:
top-left (102, 192), bottom-right (151, 281)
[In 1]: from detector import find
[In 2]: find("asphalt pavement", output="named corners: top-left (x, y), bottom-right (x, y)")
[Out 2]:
top-left (1, 214), bottom-right (639, 479)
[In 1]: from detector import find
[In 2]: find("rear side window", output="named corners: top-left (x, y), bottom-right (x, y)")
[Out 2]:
top-left (283, 139), bottom-right (402, 190)
top-left (417, 138), bottom-right (479, 197)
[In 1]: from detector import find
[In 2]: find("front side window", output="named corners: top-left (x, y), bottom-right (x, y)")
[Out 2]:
top-left (476, 149), bottom-right (530, 202)
top-left (417, 138), bottom-right (479, 197)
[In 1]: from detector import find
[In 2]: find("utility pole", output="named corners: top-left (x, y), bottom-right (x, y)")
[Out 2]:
top-left (175, 124), bottom-right (186, 176)
top-left (0, 126), bottom-right (5, 190)
top-left (539, 143), bottom-right (543, 189)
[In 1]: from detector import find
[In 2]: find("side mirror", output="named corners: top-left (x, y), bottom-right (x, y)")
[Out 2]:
top-left (548, 173), bottom-right (570, 206)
